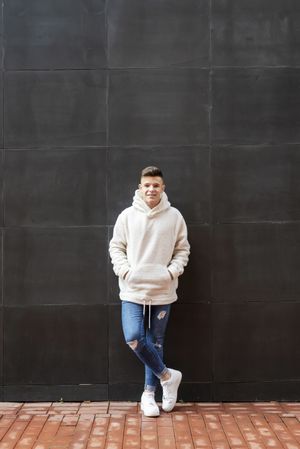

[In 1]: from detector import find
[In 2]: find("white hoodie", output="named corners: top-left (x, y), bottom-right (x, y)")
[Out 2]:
top-left (109, 190), bottom-right (190, 306)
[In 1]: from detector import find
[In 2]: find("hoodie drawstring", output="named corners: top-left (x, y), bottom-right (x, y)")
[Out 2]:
top-left (143, 299), bottom-right (152, 329)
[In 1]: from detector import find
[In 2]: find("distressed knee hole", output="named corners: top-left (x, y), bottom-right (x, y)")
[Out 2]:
top-left (154, 342), bottom-right (162, 349)
top-left (127, 340), bottom-right (138, 350)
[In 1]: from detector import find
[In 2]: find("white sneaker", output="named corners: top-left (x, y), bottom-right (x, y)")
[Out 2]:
top-left (141, 391), bottom-right (160, 417)
top-left (161, 368), bottom-right (182, 412)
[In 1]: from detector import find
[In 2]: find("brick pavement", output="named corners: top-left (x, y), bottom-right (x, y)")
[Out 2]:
top-left (0, 402), bottom-right (300, 449)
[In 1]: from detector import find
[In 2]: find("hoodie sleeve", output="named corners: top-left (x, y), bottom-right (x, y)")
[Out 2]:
top-left (109, 213), bottom-right (130, 279)
top-left (167, 214), bottom-right (190, 279)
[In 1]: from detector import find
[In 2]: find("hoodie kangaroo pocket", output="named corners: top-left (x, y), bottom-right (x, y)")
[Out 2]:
top-left (127, 264), bottom-right (171, 293)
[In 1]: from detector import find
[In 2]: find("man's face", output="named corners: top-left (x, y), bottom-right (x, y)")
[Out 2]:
top-left (139, 176), bottom-right (165, 209)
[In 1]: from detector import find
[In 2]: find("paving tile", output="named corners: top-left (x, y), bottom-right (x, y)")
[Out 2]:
top-left (0, 417), bottom-right (16, 428)
top-left (156, 416), bottom-right (172, 427)
top-left (1, 421), bottom-right (30, 444)
top-left (197, 403), bottom-right (225, 414)
top-left (220, 414), bottom-right (245, 446)
top-left (264, 414), bottom-right (284, 424)
top-left (246, 444), bottom-right (266, 449)
top-left (158, 435), bottom-right (176, 449)
top-left (0, 402), bottom-right (300, 449)
top-left (173, 414), bottom-right (194, 448)
top-left (123, 414), bottom-right (141, 449)
top-left (211, 442), bottom-right (230, 449)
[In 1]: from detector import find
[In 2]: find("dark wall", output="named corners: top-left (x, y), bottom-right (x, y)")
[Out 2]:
top-left (1, 0), bottom-right (300, 401)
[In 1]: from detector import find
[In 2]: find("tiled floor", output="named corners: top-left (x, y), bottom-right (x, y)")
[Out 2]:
top-left (0, 402), bottom-right (300, 449)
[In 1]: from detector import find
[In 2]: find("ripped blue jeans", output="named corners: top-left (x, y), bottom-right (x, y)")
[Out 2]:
top-left (121, 301), bottom-right (171, 392)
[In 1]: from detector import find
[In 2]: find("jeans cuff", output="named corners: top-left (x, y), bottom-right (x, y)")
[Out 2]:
top-left (144, 385), bottom-right (156, 392)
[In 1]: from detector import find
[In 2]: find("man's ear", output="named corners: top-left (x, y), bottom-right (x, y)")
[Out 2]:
top-left (138, 183), bottom-right (142, 189)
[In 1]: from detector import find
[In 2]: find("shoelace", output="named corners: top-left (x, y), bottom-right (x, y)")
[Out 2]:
top-left (162, 382), bottom-right (175, 400)
top-left (143, 393), bottom-right (157, 406)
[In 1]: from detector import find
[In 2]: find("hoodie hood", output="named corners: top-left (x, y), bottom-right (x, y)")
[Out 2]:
top-left (132, 190), bottom-right (171, 217)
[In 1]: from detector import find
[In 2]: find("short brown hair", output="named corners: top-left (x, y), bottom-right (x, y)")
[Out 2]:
top-left (141, 166), bottom-right (164, 179)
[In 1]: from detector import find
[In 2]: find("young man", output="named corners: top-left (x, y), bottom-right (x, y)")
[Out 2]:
top-left (109, 166), bottom-right (190, 417)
